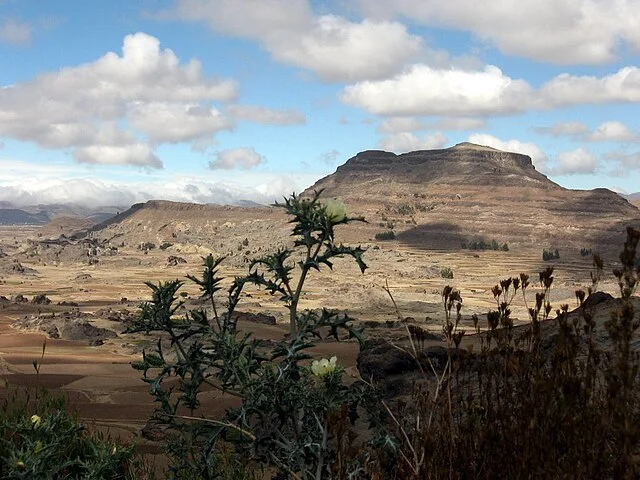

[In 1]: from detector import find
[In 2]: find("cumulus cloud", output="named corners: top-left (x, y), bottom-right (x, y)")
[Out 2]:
top-left (165, 0), bottom-right (424, 82)
top-left (587, 121), bottom-right (640, 142)
top-left (379, 132), bottom-right (448, 152)
top-left (341, 65), bottom-right (533, 116)
top-left (0, 18), bottom-right (31, 44)
top-left (540, 67), bottom-right (640, 106)
top-left (0, 32), bottom-right (237, 168)
top-left (75, 144), bottom-right (163, 168)
top-left (227, 105), bottom-right (306, 125)
top-left (357, 0), bottom-right (640, 65)
top-left (209, 147), bottom-right (265, 170)
top-left (341, 64), bottom-right (640, 117)
top-left (129, 103), bottom-right (232, 144)
top-left (552, 148), bottom-right (599, 175)
top-left (467, 133), bottom-right (548, 171)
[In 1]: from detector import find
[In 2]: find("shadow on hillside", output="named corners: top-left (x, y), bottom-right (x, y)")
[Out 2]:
top-left (395, 222), bottom-right (463, 250)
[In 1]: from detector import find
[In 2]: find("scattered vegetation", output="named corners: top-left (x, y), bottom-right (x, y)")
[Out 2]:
top-left (138, 242), bottom-right (156, 252)
top-left (375, 230), bottom-right (396, 241)
top-left (395, 204), bottom-right (415, 215)
top-left (461, 238), bottom-right (509, 251)
top-left (543, 248), bottom-right (560, 261)
top-left (439, 266), bottom-right (454, 279)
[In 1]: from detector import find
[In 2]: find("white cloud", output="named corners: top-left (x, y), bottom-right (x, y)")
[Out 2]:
top-left (0, 32), bottom-right (237, 168)
top-left (357, 0), bottom-right (640, 65)
top-left (227, 105), bottom-right (306, 125)
top-left (467, 133), bottom-right (548, 171)
top-left (0, 18), bottom-right (31, 44)
top-left (0, 172), bottom-right (319, 208)
top-left (587, 121), bottom-right (640, 142)
top-left (167, 0), bottom-right (424, 82)
top-left (75, 144), bottom-right (163, 169)
top-left (129, 103), bottom-right (232, 144)
top-left (379, 132), bottom-right (448, 152)
top-left (342, 64), bottom-right (640, 117)
top-left (553, 148), bottom-right (599, 175)
top-left (540, 67), bottom-right (640, 106)
top-left (341, 64), bottom-right (532, 116)
top-left (209, 147), bottom-right (265, 170)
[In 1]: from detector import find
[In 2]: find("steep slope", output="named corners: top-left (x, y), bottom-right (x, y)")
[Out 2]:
top-left (304, 143), bottom-right (640, 252)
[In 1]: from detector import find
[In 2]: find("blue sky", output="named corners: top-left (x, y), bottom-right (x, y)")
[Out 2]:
top-left (1, 0), bottom-right (639, 207)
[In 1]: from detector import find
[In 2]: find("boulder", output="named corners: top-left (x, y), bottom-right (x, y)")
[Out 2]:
top-left (31, 294), bottom-right (52, 305)
top-left (357, 338), bottom-right (418, 382)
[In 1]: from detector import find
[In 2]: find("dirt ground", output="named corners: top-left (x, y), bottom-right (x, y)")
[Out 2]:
top-left (0, 224), bottom-right (625, 473)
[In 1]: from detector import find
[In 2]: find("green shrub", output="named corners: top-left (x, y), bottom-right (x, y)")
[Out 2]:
top-left (440, 267), bottom-right (454, 278)
top-left (461, 238), bottom-right (508, 251)
top-left (543, 248), bottom-right (560, 261)
top-left (375, 230), bottom-right (395, 241)
top-left (396, 204), bottom-right (415, 215)
top-left (0, 391), bottom-right (139, 479)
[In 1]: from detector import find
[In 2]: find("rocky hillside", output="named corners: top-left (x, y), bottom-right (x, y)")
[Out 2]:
top-left (303, 143), bottom-right (640, 252)
top-left (81, 201), bottom-right (294, 266)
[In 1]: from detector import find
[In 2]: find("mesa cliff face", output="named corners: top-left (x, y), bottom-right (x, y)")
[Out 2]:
top-left (304, 143), bottom-right (640, 252)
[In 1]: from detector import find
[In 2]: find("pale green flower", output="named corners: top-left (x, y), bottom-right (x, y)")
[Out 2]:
top-left (30, 414), bottom-right (41, 428)
top-left (323, 199), bottom-right (346, 223)
top-left (311, 356), bottom-right (338, 377)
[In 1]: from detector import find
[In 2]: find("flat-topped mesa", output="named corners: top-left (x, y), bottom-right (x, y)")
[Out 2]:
top-left (313, 143), bottom-right (554, 199)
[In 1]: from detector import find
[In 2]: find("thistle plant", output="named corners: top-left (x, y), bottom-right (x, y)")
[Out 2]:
top-left (128, 192), bottom-right (371, 479)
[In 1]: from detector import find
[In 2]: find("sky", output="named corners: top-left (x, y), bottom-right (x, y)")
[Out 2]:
top-left (1, 0), bottom-right (640, 208)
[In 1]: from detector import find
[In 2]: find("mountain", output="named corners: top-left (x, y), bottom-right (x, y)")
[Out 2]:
top-left (303, 143), bottom-right (640, 252)
top-left (72, 143), bottom-right (640, 255)
top-left (0, 208), bottom-right (50, 225)
top-left (0, 202), bottom-right (122, 226)
top-left (624, 193), bottom-right (640, 208)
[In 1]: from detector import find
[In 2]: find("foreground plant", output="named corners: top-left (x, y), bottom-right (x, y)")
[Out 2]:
top-left (375, 228), bottom-right (640, 479)
top-left (1, 345), bottom-right (143, 480)
top-left (128, 192), bottom-right (371, 479)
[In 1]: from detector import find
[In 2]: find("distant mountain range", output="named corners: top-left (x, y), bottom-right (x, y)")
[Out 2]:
top-left (0, 202), bottom-right (123, 226)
